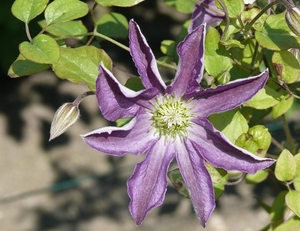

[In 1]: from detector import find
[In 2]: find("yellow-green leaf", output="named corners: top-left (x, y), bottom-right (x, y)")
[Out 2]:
top-left (8, 54), bottom-right (50, 78)
top-left (275, 149), bottom-right (296, 182)
top-left (45, 0), bottom-right (89, 25)
top-left (12, 0), bottom-right (49, 23)
top-left (52, 46), bottom-right (112, 90)
top-left (19, 34), bottom-right (60, 64)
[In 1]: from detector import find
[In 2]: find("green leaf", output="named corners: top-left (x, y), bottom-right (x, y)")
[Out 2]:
top-left (45, 0), bottom-right (89, 25)
top-left (125, 77), bottom-right (144, 91)
top-left (115, 118), bottom-right (132, 127)
top-left (274, 217), bottom-right (300, 231)
top-left (221, 39), bottom-right (244, 49)
top-left (167, 168), bottom-right (190, 199)
top-left (205, 163), bottom-right (228, 199)
top-left (95, 0), bottom-right (144, 7)
top-left (255, 12), bottom-right (300, 51)
top-left (160, 40), bottom-right (177, 57)
top-left (164, 0), bottom-right (195, 13)
top-left (52, 46), bottom-right (112, 90)
top-left (11, 0), bottom-right (49, 23)
top-left (167, 166), bottom-right (227, 200)
top-left (216, 0), bottom-right (244, 18)
top-left (241, 7), bottom-right (266, 32)
top-left (272, 94), bottom-right (294, 119)
top-left (38, 20), bottom-right (88, 40)
top-left (205, 27), bottom-right (232, 77)
top-left (270, 190), bottom-right (288, 222)
top-left (236, 125), bottom-right (272, 157)
top-left (245, 84), bottom-right (281, 109)
top-left (8, 54), bottom-right (50, 78)
top-left (294, 153), bottom-right (300, 191)
top-left (230, 39), bottom-right (263, 71)
top-left (275, 149), bottom-right (296, 182)
top-left (246, 169), bottom-right (269, 184)
top-left (19, 34), bottom-right (60, 64)
top-left (209, 110), bottom-right (248, 143)
top-left (294, 153), bottom-right (300, 179)
top-left (97, 13), bottom-right (128, 39)
top-left (272, 51), bottom-right (300, 84)
top-left (286, 190), bottom-right (300, 218)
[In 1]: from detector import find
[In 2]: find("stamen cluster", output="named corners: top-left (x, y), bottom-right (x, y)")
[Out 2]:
top-left (150, 95), bottom-right (193, 139)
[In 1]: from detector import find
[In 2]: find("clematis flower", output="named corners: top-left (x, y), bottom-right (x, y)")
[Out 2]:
top-left (189, 0), bottom-right (225, 32)
top-left (82, 20), bottom-right (275, 227)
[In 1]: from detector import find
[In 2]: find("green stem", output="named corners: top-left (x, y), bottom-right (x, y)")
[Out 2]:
top-left (281, 114), bottom-right (296, 154)
top-left (243, 0), bottom-right (279, 35)
top-left (216, 0), bottom-right (230, 41)
top-left (25, 23), bottom-right (32, 42)
top-left (94, 32), bottom-right (130, 52)
top-left (73, 91), bottom-right (95, 107)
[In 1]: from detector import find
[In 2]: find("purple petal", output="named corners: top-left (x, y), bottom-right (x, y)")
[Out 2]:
top-left (175, 140), bottom-right (215, 227)
top-left (190, 70), bottom-right (269, 117)
top-left (127, 138), bottom-right (175, 225)
top-left (189, 1), bottom-right (224, 32)
top-left (129, 20), bottom-right (166, 92)
top-left (82, 109), bottom-right (158, 156)
top-left (189, 119), bottom-right (275, 173)
top-left (97, 64), bottom-right (159, 121)
top-left (171, 24), bottom-right (206, 95)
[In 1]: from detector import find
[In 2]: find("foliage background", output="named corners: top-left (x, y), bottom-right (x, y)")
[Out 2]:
top-left (0, 0), bottom-right (298, 230)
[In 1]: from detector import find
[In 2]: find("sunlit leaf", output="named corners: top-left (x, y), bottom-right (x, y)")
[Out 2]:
top-left (286, 190), bottom-right (300, 218)
top-left (275, 149), bottom-right (296, 182)
top-left (216, 0), bottom-right (243, 18)
top-left (19, 34), bottom-right (60, 64)
top-left (11, 0), bottom-right (48, 23)
top-left (255, 12), bottom-right (300, 51)
top-left (38, 20), bottom-right (88, 40)
top-left (245, 84), bottom-right (281, 109)
top-left (45, 0), bottom-right (89, 25)
top-left (209, 110), bottom-right (248, 143)
top-left (52, 46), bottom-right (112, 90)
top-left (205, 27), bottom-right (232, 77)
top-left (246, 169), bottom-right (269, 184)
top-left (272, 50), bottom-right (300, 84)
top-left (95, 0), bottom-right (144, 7)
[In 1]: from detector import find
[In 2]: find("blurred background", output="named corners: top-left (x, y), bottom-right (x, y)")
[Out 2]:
top-left (0, 0), bottom-right (280, 230)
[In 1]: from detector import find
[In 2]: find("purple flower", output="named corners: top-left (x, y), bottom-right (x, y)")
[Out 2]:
top-left (82, 20), bottom-right (275, 227)
top-left (189, 0), bottom-right (224, 32)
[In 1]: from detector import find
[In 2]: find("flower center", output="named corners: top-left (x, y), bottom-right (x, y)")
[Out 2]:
top-left (150, 95), bottom-right (193, 139)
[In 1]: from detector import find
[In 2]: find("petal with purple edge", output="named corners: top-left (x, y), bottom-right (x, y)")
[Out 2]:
top-left (189, 70), bottom-right (269, 118)
top-left (129, 20), bottom-right (166, 92)
top-left (97, 64), bottom-right (159, 121)
top-left (82, 109), bottom-right (158, 156)
top-left (127, 138), bottom-right (175, 225)
top-left (171, 24), bottom-right (206, 95)
top-left (175, 139), bottom-right (215, 227)
top-left (189, 119), bottom-right (275, 174)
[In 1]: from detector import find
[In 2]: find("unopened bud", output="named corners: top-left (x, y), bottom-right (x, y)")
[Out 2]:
top-left (285, 7), bottom-right (300, 37)
top-left (49, 103), bottom-right (80, 141)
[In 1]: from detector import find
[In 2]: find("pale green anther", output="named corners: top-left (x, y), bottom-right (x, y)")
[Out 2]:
top-left (49, 102), bottom-right (80, 141)
top-left (285, 7), bottom-right (300, 37)
top-left (150, 95), bottom-right (193, 139)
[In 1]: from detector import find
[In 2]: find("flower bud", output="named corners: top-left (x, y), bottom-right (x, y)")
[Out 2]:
top-left (285, 7), bottom-right (300, 37)
top-left (49, 103), bottom-right (80, 141)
